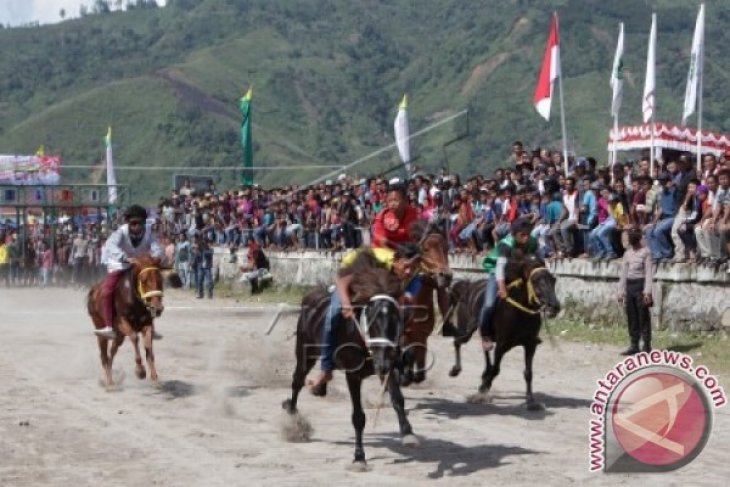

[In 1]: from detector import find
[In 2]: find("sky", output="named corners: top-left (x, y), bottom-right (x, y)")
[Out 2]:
top-left (0, 0), bottom-right (166, 26)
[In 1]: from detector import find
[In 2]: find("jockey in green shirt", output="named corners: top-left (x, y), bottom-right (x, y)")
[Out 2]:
top-left (479, 217), bottom-right (539, 351)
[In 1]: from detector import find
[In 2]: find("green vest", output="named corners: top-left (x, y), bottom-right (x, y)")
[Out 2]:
top-left (482, 235), bottom-right (539, 274)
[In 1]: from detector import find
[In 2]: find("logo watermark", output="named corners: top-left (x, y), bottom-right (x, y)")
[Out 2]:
top-left (589, 350), bottom-right (726, 473)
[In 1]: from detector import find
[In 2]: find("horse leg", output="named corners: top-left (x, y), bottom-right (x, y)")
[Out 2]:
top-left (524, 341), bottom-right (543, 411)
top-left (97, 336), bottom-right (113, 388)
top-left (388, 371), bottom-right (418, 447)
top-left (345, 373), bottom-right (367, 470)
top-left (143, 326), bottom-right (158, 383)
top-left (283, 339), bottom-right (317, 414)
top-left (400, 346), bottom-right (414, 387)
top-left (129, 332), bottom-right (145, 379)
top-left (449, 339), bottom-right (462, 377)
top-left (479, 344), bottom-right (507, 394)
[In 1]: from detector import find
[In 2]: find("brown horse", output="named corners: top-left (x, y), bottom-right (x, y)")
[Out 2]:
top-left (283, 266), bottom-right (418, 468)
top-left (401, 220), bottom-right (452, 386)
top-left (87, 256), bottom-right (178, 388)
top-left (448, 256), bottom-right (560, 409)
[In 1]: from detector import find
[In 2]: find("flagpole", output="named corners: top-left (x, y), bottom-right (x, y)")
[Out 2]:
top-left (650, 118), bottom-right (655, 177)
top-left (556, 15), bottom-right (568, 175)
top-left (696, 47), bottom-right (703, 174)
top-left (611, 114), bottom-right (618, 184)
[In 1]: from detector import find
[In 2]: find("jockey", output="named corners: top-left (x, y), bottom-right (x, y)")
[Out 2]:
top-left (371, 180), bottom-right (421, 249)
top-left (479, 217), bottom-right (539, 351)
top-left (96, 205), bottom-right (164, 339)
top-left (308, 243), bottom-right (422, 394)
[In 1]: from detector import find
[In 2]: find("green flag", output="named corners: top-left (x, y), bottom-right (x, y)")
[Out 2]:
top-left (240, 87), bottom-right (253, 185)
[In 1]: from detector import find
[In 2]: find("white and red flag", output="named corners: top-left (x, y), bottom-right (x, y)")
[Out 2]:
top-left (533, 13), bottom-right (561, 121)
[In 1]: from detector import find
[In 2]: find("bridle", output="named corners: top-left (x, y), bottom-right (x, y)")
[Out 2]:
top-left (417, 231), bottom-right (453, 286)
top-left (358, 294), bottom-right (402, 348)
top-left (504, 266), bottom-right (550, 315)
top-left (136, 266), bottom-right (164, 304)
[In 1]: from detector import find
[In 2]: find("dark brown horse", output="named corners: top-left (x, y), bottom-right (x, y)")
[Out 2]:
top-left (401, 219), bottom-right (452, 386)
top-left (282, 267), bottom-right (418, 469)
top-left (448, 256), bottom-right (560, 409)
top-left (87, 256), bottom-right (179, 388)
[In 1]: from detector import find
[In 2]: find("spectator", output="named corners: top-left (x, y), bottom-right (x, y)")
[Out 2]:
top-left (674, 179), bottom-right (702, 263)
top-left (39, 241), bottom-right (53, 287)
top-left (552, 176), bottom-right (580, 257)
top-left (238, 240), bottom-right (271, 294)
top-left (618, 228), bottom-right (654, 355)
top-left (175, 233), bottom-right (192, 288)
top-left (645, 173), bottom-right (678, 262)
top-left (0, 235), bottom-right (8, 286)
top-left (192, 235), bottom-right (214, 299)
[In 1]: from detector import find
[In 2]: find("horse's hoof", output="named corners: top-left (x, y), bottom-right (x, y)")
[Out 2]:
top-left (448, 366), bottom-right (461, 377)
top-left (346, 460), bottom-right (370, 472)
top-left (135, 367), bottom-right (146, 380)
top-left (467, 392), bottom-right (491, 404)
top-left (526, 400), bottom-right (545, 412)
top-left (413, 372), bottom-right (426, 384)
top-left (402, 434), bottom-right (420, 447)
top-left (309, 383), bottom-right (327, 397)
top-left (282, 399), bottom-right (296, 414)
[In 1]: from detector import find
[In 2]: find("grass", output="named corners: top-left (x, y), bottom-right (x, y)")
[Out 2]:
top-left (215, 281), bottom-right (309, 305)
top-left (551, 316), bottom-right (730, 376)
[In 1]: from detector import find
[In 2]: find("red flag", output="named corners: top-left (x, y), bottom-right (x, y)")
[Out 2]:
top-left (533, 13), bottom-right (561, 121)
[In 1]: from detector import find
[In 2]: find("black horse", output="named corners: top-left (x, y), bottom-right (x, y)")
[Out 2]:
top-left (282, 267), bottom-right (418, 469)
top-left (448, 256), bottom-right (560, 409)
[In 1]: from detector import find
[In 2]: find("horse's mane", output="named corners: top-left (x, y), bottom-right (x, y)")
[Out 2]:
top-left (409, 218), bottom-right (446, 242)
top-left (131, 255), bottom-right (162, 270)
top-left (349, 267), bottom-right (402, 304)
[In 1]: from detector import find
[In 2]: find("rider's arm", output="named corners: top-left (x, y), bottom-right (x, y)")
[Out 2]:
top-left (495, 256), bottom-right (508, 296)
top-left (148, 230), bottom-right (165, 261)
top-left (336, 274), bottom-right (355, 312)
top-left (103, 228), bottom-right (127, 264)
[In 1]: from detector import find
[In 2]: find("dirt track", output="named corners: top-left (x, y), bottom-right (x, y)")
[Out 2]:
top-left (0, 288), bottom-right (727, 486)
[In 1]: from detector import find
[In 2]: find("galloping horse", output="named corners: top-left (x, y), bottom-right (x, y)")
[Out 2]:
top-left (448, 255), bottom-right (560, 409)
top-left (401, 219), bottom-right (452, 386)
top-left (87, 255), bottom-right (178, 388)
top-left (282, 267), bottom-right (418, 468)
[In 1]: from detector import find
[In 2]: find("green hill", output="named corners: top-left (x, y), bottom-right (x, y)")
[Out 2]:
top-left (0, 0), bottom-right (728, 200)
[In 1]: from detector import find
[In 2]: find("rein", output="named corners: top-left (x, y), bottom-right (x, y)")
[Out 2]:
top-left (357, 294), bottom-right (402, 348)
top-left (504, 267), bottom-right (548, 315)
top-left (136, 266), bottom-right (164, 301)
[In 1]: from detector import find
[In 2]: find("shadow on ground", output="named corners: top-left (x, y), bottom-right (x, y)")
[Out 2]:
top-left (346, 434), bottom-right (541, 479)
top-left (411, 392), bottom-right (592, 421)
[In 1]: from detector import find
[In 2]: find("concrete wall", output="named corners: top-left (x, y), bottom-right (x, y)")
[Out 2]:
top-left (215, 249), bottom-right (730, 332)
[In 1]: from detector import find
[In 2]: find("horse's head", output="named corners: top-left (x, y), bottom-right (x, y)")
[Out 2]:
top-left (520, 256), bottom-right (560, 318)
top-left (358, 294), bottom-right (403, 379)
top-left (413, 220), bottom-right (453, 289)
top-left (131, 256), bottom-right (166, 317)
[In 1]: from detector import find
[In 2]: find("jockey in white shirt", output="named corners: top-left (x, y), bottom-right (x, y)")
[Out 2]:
top-left (96, 205), bottom-right (164, 339)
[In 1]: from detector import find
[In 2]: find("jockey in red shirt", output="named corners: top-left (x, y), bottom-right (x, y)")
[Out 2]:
top-left (371, 181), bottom-right (454, 335)
top-left (371, 182), bottom-right (421, 250)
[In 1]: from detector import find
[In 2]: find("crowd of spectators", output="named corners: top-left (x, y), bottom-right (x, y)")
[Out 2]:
top-left (153, 143), bottom-right (730, 267)
top-left (3, 142), bottom-right (730, 290)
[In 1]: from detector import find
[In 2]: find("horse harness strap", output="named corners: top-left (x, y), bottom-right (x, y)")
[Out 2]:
top-left (504, 267), bottom-right (548, 316)
top-left (137, 266), bottom-right (163, 300)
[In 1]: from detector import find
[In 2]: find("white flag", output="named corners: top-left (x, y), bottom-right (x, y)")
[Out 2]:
top-left (105, 126), bottom-right (118, 204)
top-left (394, 94), bottom-right (411, 172)
top-left (682, 4), bottom-right (705, 125)
top-left (610, 23), bottom-right (624, 118)
top-left (642, 14), bottom-right (657, 123)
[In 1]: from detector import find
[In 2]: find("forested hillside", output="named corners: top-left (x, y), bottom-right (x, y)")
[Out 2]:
top-left (0, 0), bottom-right (727, 197)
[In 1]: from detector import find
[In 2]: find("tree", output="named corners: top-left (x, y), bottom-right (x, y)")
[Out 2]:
top-left (93, 0), bottom-right (111, 14)
top-left (60, 8), bottom-right (66, 20)
top-left (79, 4), bottom-right (89, 16)
top-left (114, 0), bottom-right (124, 10)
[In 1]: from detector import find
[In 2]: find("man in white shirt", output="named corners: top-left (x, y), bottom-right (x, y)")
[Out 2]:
top-left (96, 205), bottom-right (164, 339)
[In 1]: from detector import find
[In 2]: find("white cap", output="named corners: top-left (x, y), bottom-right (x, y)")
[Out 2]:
top-left (337, 173), bottom-right (347, 181)
top-left (389, 177), bottom-right (402, 185)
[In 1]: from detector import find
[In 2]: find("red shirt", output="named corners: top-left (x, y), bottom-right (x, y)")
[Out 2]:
top-left (371, 205), bottom-right (421, 249)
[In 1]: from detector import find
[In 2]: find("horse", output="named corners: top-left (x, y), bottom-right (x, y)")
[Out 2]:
top-left (400, 219), bottom-right (452, 386)
top-left (448, 255), bottom-right (560, 409)
top-left (86, 255), bottom-right (180, 388)
top-left (282, 266), bottom-right (418, 469)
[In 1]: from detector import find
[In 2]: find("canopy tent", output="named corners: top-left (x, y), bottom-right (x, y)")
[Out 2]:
top-left (607, 123), bottom-right (730, 156)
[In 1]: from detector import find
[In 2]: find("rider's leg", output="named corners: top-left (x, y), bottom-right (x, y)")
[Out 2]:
top-left (97, 270), bottom-right (123, 338)
top-left (310, 290), bottom-right (342, 392)
top-left (479, 274), bottom-right (498, 350)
